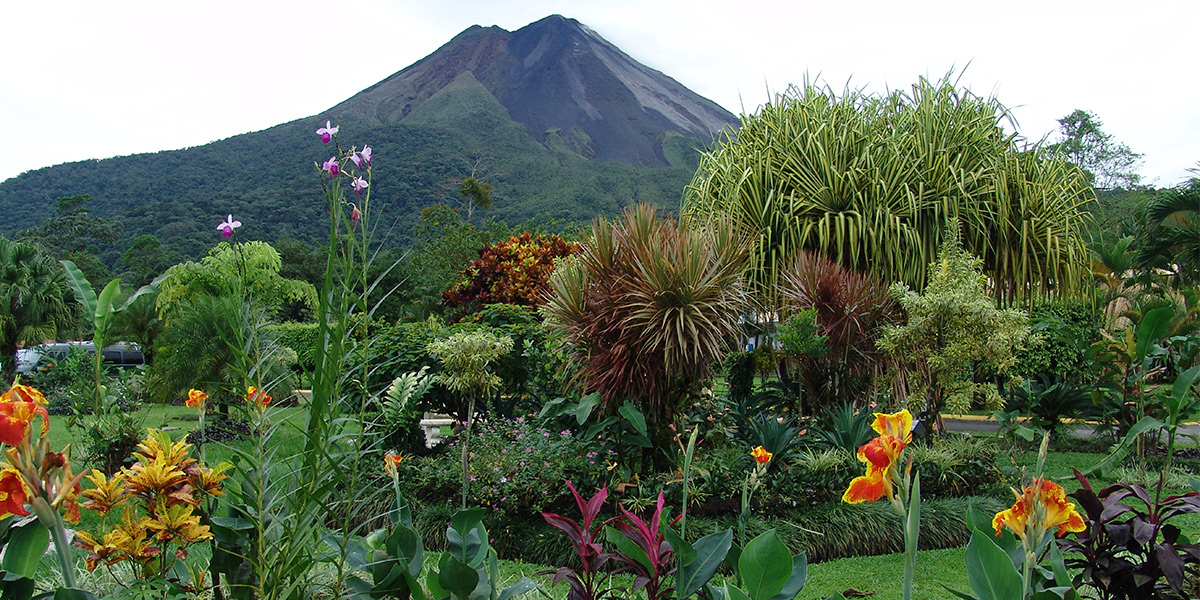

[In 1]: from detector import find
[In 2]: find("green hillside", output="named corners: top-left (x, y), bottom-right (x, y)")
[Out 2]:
top-left (0, 93), bottom-right (703, 263)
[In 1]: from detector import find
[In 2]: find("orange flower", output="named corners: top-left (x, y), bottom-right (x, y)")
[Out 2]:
top-left (993, 478), bottom-right (1086, 540)
top-left (870, 409), bottom-right (913, 444)
top-left (842, 409), bottom-right (913, 505)
top-left (750, 446), bottom-right (773, 465)
top-left (4, 384), bottom-right (46, 405)
top-left (0, 401), bottom-right (47, 446)
top-left (384, 453), bottom-right (403, 476)
top-left (0, 467), bottom-right (31, 518)
top-left (185, 389), bottom-right (207, 410)
top-left (245, 386), bottom-right (271, 409)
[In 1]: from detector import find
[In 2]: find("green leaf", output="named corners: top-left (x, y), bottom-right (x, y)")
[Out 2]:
top-left (663, 524), bottom-right (696, 566)
top-left (93, 278), bottom-right (122, 339)
top-left (575, 393), bottom-right (602, 426)
top-left (496, 578), bottom-right (538, 600)
top-left (618, 402), bottom-right (648, 437)
top-left (60, 260), bottom-right (97, 319)
top-left (738, 530), bottom-right (791, 600)
top-left (678, 529), bottom-right (733, 597)
top-left (1079, 416), bottom-right (1166, 477)
top-left (1136, 307), bottom-right (1173, 361)
top-left (1, 520), bottom-right (49, 579)
top-left (724, 585), bottom-right (751, 600)
top-left (605, 526), bottom-right (652, 574)
top-left (767, 553), bottom-right (807, 600)
top-left (0, 576), bottom-right (35, 600)
top-left (447, 508), bottom-right (488, 567)
top-left (437, 554), bottom-right (480, 600)
top-left (116, 272), bottom-right (170, 313)
top-left (964, 531), bottom-right (1022, 600)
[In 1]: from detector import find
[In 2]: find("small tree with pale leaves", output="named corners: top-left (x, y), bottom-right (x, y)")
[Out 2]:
top-left (427, 330), bottom-right (513, 509)
top-left (878, 221), bottom-right (1030, 430)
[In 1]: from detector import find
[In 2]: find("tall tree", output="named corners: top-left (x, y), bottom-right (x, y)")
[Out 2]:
top-left (1139, 176), bottom-right (1200, 286)
top-left (1049, 109), bottom-right (1144, 191)
top-left (20, 195), bottom-right (120, 286)
top-left (0, 238), bottom-right (74, 375)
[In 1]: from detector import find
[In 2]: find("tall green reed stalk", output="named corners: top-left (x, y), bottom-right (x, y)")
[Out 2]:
top-left (211, 126), bottom-right (401, 599)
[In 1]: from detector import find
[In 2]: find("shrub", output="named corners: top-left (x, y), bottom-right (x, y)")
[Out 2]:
top-left (402, 417), bottom-right (606, 522)
top-left (267, 321), bottom-right (319, 372)
top-left (723, 351), bottom-right (756, 402)
top-left (443, 232), bottom-right (580, 313)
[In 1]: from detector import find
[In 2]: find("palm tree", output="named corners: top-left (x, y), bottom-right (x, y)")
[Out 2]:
top-left (0, 238), bottom-right (75, 375)
top-left (1139, 179), bottom-right (1200, 287)
top-left (684, 75), bottom-right (1093, 310)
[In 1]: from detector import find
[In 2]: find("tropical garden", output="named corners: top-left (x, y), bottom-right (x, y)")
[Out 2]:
top-left (1, 75), bottom-right (1200, 600)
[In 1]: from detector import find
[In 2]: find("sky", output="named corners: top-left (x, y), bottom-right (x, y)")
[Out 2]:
top-left (3, 0), bottom-right (1198, 187)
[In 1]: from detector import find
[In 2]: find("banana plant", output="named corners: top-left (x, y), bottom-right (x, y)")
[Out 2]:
top-left (60, 260), bottom-right (168, 414)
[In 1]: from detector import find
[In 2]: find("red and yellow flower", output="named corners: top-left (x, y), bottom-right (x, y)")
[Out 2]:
top-left (185, 389), bottom-right (207, 410)
top-left (993, 478), bottom-right (1086, 540)
top-left (384, 453), bottom-right (403, 476)
top-left (842, 409), bottom-right (913, 504)
top-left (751, 446), bottom-right (773, 465)
top-left (0, 399), bottom-right (48, 447)
top-left (246, 386), bottom-right (272, 409)
top-left (0, 466), bottom-right (31, 518)
top-left (4, 384), bottom-right (46, 405)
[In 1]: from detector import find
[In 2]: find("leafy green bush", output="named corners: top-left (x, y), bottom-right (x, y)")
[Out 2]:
top-left (266, 321), bottom-right (319, 372)
top-left (723, 350), bottom-right (756, 402)
top-left (402, 416), bottom-right (606, 522)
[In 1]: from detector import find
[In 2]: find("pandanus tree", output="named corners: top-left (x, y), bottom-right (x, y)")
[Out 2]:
top-left (683, 74), bottom-right (1094, 310)
top-left (542, 204), bottom-right (750, 467)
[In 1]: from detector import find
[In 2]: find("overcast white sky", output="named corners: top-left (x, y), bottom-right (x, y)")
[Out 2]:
top-left (3, 0), bottom-right (1197, 187)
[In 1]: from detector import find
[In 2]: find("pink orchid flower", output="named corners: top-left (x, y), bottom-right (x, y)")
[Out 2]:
top-left (359, 145), bottom-right (372, 166)
top-left (316, 121), bottom-right (338, 143)
top-left (217, 214), bottom-right (241, 237)
top-left (322, 157), bottom-right (339, 177)
top-left (351, 176), bottom-right (368, 194)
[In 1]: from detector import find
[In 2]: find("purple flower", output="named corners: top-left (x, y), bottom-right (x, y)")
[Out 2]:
top-left (359, 145), bottom-right (372, 166)
top-left (351, 176), bottom-right (368, 194)
top-left (217, 214), bottom-right (241, 237)
top-left (322, 157), bottom-right (339, 177)
top-left (316, 121), bottom-right (338, 143)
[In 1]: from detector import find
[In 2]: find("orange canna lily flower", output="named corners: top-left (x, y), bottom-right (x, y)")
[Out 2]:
top-left (4, 384), bottom-right (47, 405)
top-left (185, 389), bottom-right (207, 410)
top-left (246, 386), bottom-right (272, 409)
top-left (0, 401), bottom-right (48, 446)
top-left (871, 409), bottom-right (914, 444)
top-left (0, 467), bottom-right (31, 518)
top-left (993, 478), bottom-right (1086, 540)
top-left (751, 446), bottom-right (773, 465)
top-left (842, 434), bottom-right (908, 504)
top-left (384, 453), bottom-right (403, 476)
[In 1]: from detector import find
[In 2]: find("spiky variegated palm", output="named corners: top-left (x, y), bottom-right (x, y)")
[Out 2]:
top-left (542, 204), bottom-right (749, 448)
top-left (684, 75), bottom-right (1093, 310)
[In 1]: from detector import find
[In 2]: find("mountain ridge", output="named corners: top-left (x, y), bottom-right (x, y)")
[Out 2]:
top-left (0, 15), bottom-right (738, 262)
